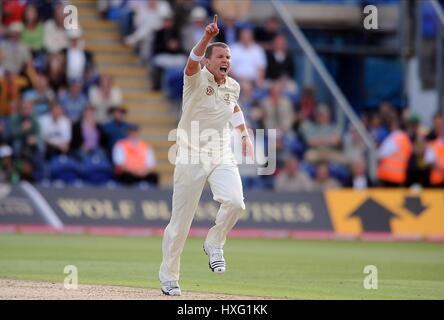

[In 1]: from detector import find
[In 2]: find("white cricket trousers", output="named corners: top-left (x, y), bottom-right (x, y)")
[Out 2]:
top-left (159, 162), bottom-right (245, 283)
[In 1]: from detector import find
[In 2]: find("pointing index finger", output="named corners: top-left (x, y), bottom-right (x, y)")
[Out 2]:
top-left (213, 14), bottom-right (218, 25)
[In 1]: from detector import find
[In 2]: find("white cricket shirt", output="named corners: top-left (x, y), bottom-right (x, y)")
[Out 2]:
top-left (176, 66), bottom-right (240, 166)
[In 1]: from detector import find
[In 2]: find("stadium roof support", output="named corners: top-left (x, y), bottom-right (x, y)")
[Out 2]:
top-left (270, 0), bottom-right (378, 180)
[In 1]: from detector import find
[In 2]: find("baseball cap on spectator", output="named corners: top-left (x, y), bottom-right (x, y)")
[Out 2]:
top-left (8, 22), bottom-right (23, 34)
top-left (190, 7), bottom-right (208, 22)
top-left (22, 90), bottom-right (38, 102)
top-left (407, 114), bottom-right (420, 124)
top-left (0, 145), bottom-right (13, 158)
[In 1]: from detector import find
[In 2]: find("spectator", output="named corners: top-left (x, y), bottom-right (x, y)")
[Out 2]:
top-left (343, 126), bottom-right (366, 164)
top-left (171, 0), bottom-right (194, 32)
top-left (82, 63), bottom-right (101, 96)
top-left (113, 0), bottom-right (136, 36)
top-left (255, 16), bottom-right (281, 50)
top-left (2, 0), bottom-right (26, 26)
top-left (376, 116), bottom-right (412, 187)
top-left (96, 0), bottom-right (112, 19)
top-left (45, 52), bottom-right (67, 94)
top-left (302, 104), bottom-right (345, 165)
top-left (112, 124), bottom-right (159, 187)
top-left (238, 79), bottom-right (257, 115)
top-left (298, 86), bottom-right (316, 121)
top-left (248, 101), bottom-right (266, 131)
top-left (10, 98), bottom-right (42, 181)
top-left (275, 155), bottom-right (313, 192)
top-left (0, 73), bottom-right (27, 117)
top-left (407, 135), bottom-right (430, 187)
top-left (124, 0), bottom-right (172, 63)
top-left (10, 98), bottom-right (40, 154)
top-left (0, 22), bottom-right (32, 76)
top-left (43, 2), bottom-right (68, 53)
top-left (70, 105), bottom-right (107, 158)
top-left (425, 126), bottom-right (444, 188)
top-left (312, 162), bottom-right (341, 191)
top-left (0, 117), bottom-right (11, 144)
top-left (63, 28), bottom-right (94, 82)
top-left (59, 78), bottom-right (89, 123)
top-left (35, 0), bottom-right (54, 22)
top-left (378, 100), bottom-right (397, 130)
top-left (425, 112), bottom-right (443, 142)
top-left (182, 6), bottom-right (208, 53)
top-left (38, 100), bottom-right (71, 160)
top-left (261, 80), bottom-right (295, 133)
top-left (0, 144), bottom-right (19, 184)
top-left (404, 113), bottom-right (427, 143)
top-left (89, 74), bottom-right (123, 123)
top-left (151, 13), bottom-right (187, 91)
top-left (102, 0), bottom-right (128, 21)
top-left (22, 72), bottom-right (55, 116)
top-left (265, 34), bottom-right (295, 81)
top-left (368, 113), bottom-right (389, 146)
top-left (212, 0), bottom-right (251, 22)
top-left (0, 0), bottom-right (25, 27)
top-left (21, 4), bottom-right (44, 56)
top-left (230, 27), bottom-right (267, 87)
top-left (345, 158), bottom-right (373, 190)
top-left (43, 2), bottom-right (69, 54)
top-left (102, 105), bottom-right (133, 152)
top-left (216, 14), bottom-right (239, 46)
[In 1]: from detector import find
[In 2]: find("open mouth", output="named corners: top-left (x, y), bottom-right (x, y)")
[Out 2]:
top-left (220, 66), bottom-right (228, 73)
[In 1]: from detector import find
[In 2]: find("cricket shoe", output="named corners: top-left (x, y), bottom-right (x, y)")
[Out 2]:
top-left (203, 243), bottom-right (226, 274)
top-left (161, 281), bottom-right (181, 296)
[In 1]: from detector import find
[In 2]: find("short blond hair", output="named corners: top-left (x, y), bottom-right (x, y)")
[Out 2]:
top-left (205, 42), bottom-right (229, 59)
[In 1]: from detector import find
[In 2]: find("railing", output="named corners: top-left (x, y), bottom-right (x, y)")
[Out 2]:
top-left (270, 0), bottom-right (378, 180)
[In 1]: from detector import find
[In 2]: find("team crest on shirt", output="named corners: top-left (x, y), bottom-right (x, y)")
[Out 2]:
top-left (223, 93), bottom-right (230, 104)
top-left (206, 86), bottom-right (215, 96)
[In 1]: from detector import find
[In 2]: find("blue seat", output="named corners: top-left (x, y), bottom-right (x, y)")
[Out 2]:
top-left (329, 163), bottom-right (350, 185)
top-left (283, 133), bottom-right (306, 160)
top-left (164, 68), bottom-right (184, 101)
top-left (299, 161), bottom-right (316, 178)
top-left (80, 154), bottom-right (114, 186)
top-left (49, 155), bottom-right (82, 184)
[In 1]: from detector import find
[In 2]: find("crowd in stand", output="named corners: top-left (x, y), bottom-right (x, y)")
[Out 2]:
top-left (1, 0), bottom-right (443, 192)
top-left (100, 0), bottom-right (443, 191)
top-left (0, 0), bottom-right (159, 187)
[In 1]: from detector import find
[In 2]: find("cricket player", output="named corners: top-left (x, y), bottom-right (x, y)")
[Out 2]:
top-left (159, 14), bottom-right (253, 296)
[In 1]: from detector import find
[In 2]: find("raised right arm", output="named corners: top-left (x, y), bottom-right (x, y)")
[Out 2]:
top-left (184, 14), bottom-right (219, 77)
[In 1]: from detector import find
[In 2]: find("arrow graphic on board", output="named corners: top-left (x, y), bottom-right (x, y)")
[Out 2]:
top-left (403, 196), bottom-right (427, 217)
top-left (348, 198), bottom-right (398, 232)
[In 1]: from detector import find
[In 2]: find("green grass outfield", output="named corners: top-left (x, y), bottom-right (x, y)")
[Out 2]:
top-left (1, 233), bottom-right (444, 299)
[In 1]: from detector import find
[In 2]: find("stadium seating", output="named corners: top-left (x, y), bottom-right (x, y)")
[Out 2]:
top-left (79, 153), bottom-right (114, 186)
top-left (48, 155), bottom-right (82, 185)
